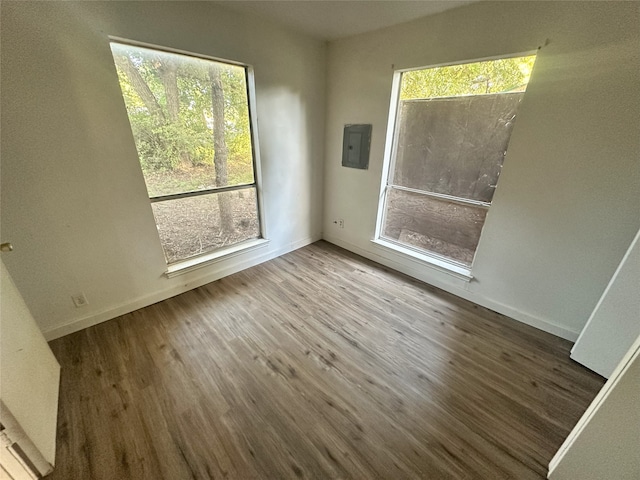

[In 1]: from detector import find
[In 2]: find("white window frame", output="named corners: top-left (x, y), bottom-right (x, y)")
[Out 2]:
top-left (109, 37), bottom-right (268, 276)
top-left (373, 52), bottom-right (536, 280)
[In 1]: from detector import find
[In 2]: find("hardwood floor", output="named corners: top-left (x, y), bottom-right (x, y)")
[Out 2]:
top-left (48, 241), bottom-right (604, 479)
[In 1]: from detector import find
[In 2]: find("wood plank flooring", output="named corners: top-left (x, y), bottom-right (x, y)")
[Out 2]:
top-left (48, 241), bottom-right (604, 479)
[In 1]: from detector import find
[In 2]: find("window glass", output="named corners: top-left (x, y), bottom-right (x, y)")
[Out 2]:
top-left (151, 189), bottom-right (259, 264)
top-left (378, 55), bottom-right (536, 268)
top-left (392, 93), bottom-right (523, 203)
top-left (110, 42), bottom-right (261, 264)
top-left (382, 188), bottom-right (488, 266)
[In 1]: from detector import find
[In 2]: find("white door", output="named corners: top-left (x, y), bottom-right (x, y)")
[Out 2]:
top-left (571, 229), bottom-right (640, 378)
top-left (0, 257), bottom-right (61, 478)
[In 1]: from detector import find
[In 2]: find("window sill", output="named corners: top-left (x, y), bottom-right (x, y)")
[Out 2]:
top-left (165, 238), bottom-right (269, 278)
top-left (371, 238), bottom-right (473, 281)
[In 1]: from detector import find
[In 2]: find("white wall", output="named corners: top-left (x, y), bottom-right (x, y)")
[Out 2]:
top-left (323, 1), bottom-right (640, 340)
top-left (0, 1), bottom-right (326, 339)
top-left (571, 229), bottom-right (640, 378)
top-left (0, 260), bottom-right (60, 467)
top-left (548, 335), bottom-right (640, 479)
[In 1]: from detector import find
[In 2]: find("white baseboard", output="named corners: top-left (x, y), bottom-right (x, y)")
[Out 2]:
top-left (323, 234), bottom-right (580, 342)
top-left (43, 236), bottom-right (319, 341)
top-left (44, 233), bottom-right (579, 342)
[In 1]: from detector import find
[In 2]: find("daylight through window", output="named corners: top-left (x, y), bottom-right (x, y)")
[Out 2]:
top-left (110, 41), bottom-right (262, 264)
top-left (376, 54), bottom-right (536, 270)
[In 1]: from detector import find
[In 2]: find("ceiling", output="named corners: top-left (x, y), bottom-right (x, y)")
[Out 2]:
top-left (215, 1), bottom-right (477, 41)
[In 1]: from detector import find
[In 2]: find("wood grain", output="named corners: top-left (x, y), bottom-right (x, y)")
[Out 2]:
top-left (48, 241), bottom-right (604, 479)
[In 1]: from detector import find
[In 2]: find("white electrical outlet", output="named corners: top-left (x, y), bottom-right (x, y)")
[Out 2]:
top-left (71, 293), bottom-right (88, 308)
top-left (339, 219), bottom-right (344, 228)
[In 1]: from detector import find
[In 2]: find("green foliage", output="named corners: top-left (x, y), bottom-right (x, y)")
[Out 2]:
top-left (400, 55), bottom-right (536, 100)
top-left (111, 44), bottom-right (254, 184)
top-left (221, 68), bottom-right (254, 185)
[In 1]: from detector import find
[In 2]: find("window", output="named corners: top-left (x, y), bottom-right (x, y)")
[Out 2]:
top-left (110, 41), bottom-right (263, 266)
top-left (375, 54), bottom-right (536, 274)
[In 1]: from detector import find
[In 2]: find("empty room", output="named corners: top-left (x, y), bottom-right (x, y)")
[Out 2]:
top-left (1, 1), bottom-right (638, 479)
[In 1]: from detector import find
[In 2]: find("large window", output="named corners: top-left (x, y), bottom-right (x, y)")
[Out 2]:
top-left (375, 55), bottom-right (536, 273)
top-left (110, 41), bottom-right (262, 265)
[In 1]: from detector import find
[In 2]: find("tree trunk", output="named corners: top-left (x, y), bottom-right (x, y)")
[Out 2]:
top-left (159, 60), bottom-right (179, 122)
top-left (114, 54), bottom-right (165, 122)
top-left (159, 59), bottom-right (191, 166)
top-left (209, 64), bottom-right (235, 234)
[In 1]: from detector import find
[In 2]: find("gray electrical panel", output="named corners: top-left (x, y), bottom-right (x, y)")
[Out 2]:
top-left (342, 124), bottom-right (371, 170)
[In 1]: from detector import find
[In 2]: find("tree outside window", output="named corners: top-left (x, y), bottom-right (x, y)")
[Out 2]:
top-left (110, 42), bottom-right (262, 264)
